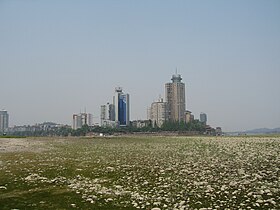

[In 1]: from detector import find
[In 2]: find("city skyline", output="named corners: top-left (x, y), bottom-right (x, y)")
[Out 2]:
top-left (1, 1), bottom-right (280, 132)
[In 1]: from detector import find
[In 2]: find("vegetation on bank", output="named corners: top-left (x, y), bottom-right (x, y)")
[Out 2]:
top-left (0, 135), bottom-right (26, 138)
top-left (5, 120), bottom-right (206, 137)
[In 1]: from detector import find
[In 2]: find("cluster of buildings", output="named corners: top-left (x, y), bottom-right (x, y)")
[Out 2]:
top-left (72, 87), bottom-right (130, 129)
top-left (100, 87), bottom-right (130, 127)
top-left (148, 73), bottom-right (198, 127)
top-left (8, 122), bottom-right (68, 133)
top-left (97, 73), bottom-right (207, 130)
top-left (70, 73), bottom-right (222, 133)
top-left (2, 73), bottom-right (221, 135)
top-left (148, 73), bottom-right (187, 127)
top-left (146, 73), bottom-right (221, 134)
top-left (72, 112), bottom-right (93, 130)
top-left (0, 112), bottom-right (68, 134)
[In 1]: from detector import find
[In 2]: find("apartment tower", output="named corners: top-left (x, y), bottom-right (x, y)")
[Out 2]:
top-left (149, 97), bottom-right (167, 127)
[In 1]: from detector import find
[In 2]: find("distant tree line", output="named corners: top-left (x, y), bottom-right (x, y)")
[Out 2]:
top-left (5, 120), bottom-right (206, 137)
top-left (7, 126), bottom-right (72, 137)
top-left (68, 120), bottom-right (206, 136)
top-left (161, 120), bottom-right (206, 132)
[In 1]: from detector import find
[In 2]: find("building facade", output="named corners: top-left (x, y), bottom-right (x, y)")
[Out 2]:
top-left (216, 127), bottom-right (222, 136)
top-left (100, 103), bottom-right (115, 127)
top-left (0, 110), bottom-right (9, 133)
top-left (185, 110), bottom-right (194, 123)
top-left (72, 113), bottom-right (92, 130)
top-left (165, 73), bottom-right (186, 122)
top-left (149, 98), bottom-right (167, 127)
top-left (200, 112), bottom-right (207, 125)
top-left (131, 120), bottom-right (151, 128)
top-left (113, 87), bottom-right (130, 126)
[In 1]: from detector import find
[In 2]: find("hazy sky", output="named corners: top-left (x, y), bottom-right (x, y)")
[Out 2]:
top-left (1, 0), bottom-right (280, 131)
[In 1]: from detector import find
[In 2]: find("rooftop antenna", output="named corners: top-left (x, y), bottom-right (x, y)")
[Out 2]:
top-left (176, 67), bottom-right (178, 75)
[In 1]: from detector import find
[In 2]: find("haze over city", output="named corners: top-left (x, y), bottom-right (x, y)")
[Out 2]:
top-left (0, 0), bottom-right (279, 132)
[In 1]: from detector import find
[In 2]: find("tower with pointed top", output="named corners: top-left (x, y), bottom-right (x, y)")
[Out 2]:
top-left (165, 73), bottom-right (186, 122)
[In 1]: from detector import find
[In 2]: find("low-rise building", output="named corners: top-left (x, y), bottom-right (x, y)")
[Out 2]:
top-left (216, 127), bottom-right (222, 136)
top-left (131, 120), bottom-right (151, 128)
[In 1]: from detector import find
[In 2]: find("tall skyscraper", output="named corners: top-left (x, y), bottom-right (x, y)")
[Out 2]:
top-left (0, 110), bottom-right (9, 133)
top-left (113, 87), bottom-right (130, 126)
top-left (165, 73), bottom-right (186, 122)
top-left (149, 97), bottom-right (167, 127)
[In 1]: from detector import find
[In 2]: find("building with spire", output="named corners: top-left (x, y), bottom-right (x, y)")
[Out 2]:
top-left (165, 73), bottom-right (186, 122)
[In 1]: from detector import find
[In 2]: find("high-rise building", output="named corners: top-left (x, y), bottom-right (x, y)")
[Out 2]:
top-left (0, 110), bottom-right (9, 133)
top-left (101, 105), bottom-right (107, 125)
top-left (165, 73), bottom-right (186, 122)
top-left (200, 112), bottom-right (207, 125)
top-left (87, 113), bottom-right (93, 127)
top-left (113, 87), bottom-right (130, 126)
top-left (149, 97), bottom-right (167, 127)
top-left (72, 112), bottom-right (92, 130)
top-left (72, 114), bottom-right (81, 130)
top-left (100, 103), bottom-right (115, 127)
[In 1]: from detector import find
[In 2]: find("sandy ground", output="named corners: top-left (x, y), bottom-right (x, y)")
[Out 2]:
top-left (0, 138), bottom-right (50, 153)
